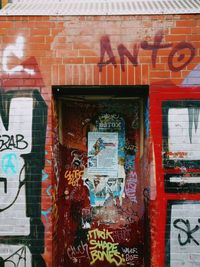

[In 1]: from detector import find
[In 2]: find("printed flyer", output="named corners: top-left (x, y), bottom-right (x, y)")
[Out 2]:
top-left (88, 132), bottom-right (118, 177)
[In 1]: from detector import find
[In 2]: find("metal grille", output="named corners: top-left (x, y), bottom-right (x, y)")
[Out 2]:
top-left (0, 0), bottom-right (200, 16)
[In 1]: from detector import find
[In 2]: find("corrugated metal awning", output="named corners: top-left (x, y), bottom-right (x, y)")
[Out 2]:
top-left (0, 0), bottom-right (200, 16)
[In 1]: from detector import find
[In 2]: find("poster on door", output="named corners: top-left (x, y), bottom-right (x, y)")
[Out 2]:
top-left (88, 132), bottom-right (118, 177)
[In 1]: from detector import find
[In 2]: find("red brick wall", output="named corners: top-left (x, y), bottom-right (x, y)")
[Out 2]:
top-left (1, 14), bottom-right (199, 88)
top-left (0, 14), bottom-right (199, 267)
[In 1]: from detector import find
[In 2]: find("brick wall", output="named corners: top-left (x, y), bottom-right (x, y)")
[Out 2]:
top-left (1, 14), bottom-right (200, 89)
top-left (0, 14), bottom-right (199, 267)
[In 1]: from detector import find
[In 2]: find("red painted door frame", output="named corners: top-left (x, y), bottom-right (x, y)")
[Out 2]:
top-left (149, 86), bottom-right (200, 267)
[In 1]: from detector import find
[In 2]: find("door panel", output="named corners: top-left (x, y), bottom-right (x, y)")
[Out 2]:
top-left (57, 97), bottom-right (145, 267)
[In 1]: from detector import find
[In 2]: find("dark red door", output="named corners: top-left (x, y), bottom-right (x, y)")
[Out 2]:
top-left (55, 95), bottom-right (146, 267)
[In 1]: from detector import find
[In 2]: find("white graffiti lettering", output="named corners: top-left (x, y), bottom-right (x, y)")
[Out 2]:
top-left (2, 36), bottom-right (35, 75)
top-left (112, 228), bottom-right (132, 243)
top-left (67, 241), bottom-right (89, 261)
top-left (125, 171), bottom-right (137, 203)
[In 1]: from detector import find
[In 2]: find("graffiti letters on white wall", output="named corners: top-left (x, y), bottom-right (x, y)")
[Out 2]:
top-left (163, 101), bottom-right (200, 192)
top-left (0, 97), bottom-right (33, 235)
top-left (0, 245), bottom-right (32, 266)
top-left (163, 101), bottom-right (200, 170)
top-left (0, 90), bottom-right (47, 266)
top-left (168, 108), bottom-right (200, 160)
top-left (166, 201), bottom-right (200, 267)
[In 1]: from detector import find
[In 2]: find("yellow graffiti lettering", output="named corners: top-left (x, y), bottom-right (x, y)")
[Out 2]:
top-left (89, 240), bottom-right (118, 251)
top-left (88, 228), bottom-right (124, 266)
top-left (88, 228), bottom-right (114, 242)
top-left (64, 170), bottom-right (84, 186)
top-left (90, 249), bottom-right (103, 263)
top-left (90, 244), bottom-right (124, 266)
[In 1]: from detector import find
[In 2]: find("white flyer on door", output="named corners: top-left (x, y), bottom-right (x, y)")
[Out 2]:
top-left (88, 132), bottom-right (118, 176)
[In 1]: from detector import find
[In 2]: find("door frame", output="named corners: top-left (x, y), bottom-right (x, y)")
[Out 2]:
top-left (150, 85), bottom-right (200, 267)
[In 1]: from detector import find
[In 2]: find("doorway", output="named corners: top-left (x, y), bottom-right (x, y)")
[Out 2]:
top-left (52, 86), bottom-right (149, 267)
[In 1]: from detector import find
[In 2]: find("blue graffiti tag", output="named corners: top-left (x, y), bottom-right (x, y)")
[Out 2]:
top-left (2, 153), bottom-right (19, 175)
top-left (42, 207), bottom-right (52, 223)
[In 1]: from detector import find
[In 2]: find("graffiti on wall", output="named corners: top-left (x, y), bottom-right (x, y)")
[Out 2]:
top-left (122, 247), bottom-right (139, 265)
top-left (65, 169), bottom-right (84, 187)
top-left (88, 228), bottom-right (125, 266)
top-left (0, 89), bottom-right (47, 266)
top-left (2, 36), bottom-right (35, 75)
top-left (41, 151), bottom-right (53, 223)
top-left (166, 201), bottom-right (200, 267)
top-left (56, 99), bottom-right (145, 266)
top-left (1, 36), bottom-right (44, 88)
top-left (125, 171), bottom-right (137, 203)
top-left (162, 100), bottom-right (200, 192)
top-left (0, 96), bottom-right (32, 235)
top-left (67, 241), bottom-right (90, 263)
top-left (163, 101), bottom-right (200, 157)
top-left (98, 30), bottom-right (195, 72)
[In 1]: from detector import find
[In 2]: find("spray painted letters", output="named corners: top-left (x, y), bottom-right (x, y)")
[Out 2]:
top-left (166, 201), bottom-right (200, 267)
top-left (0, 89), bottom-right (47, 266)
top-left (98, 30), bottom-right (195, 72)
top-left (88, 228), bottom-right (125, 266)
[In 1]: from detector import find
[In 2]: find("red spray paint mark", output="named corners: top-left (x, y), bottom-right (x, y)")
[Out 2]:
top-left (1, 56), bottom-right (44, 87)
top-left (118, 43), bottom-right (139, 72)
top-left (98, 35), bottom-right (117, 72)
top-left (98, 30), bottom-right (195, 72)
top-left (168, 42), bottom-right (195, 72)
top-left (141, 29), bottom-right (172, 68)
